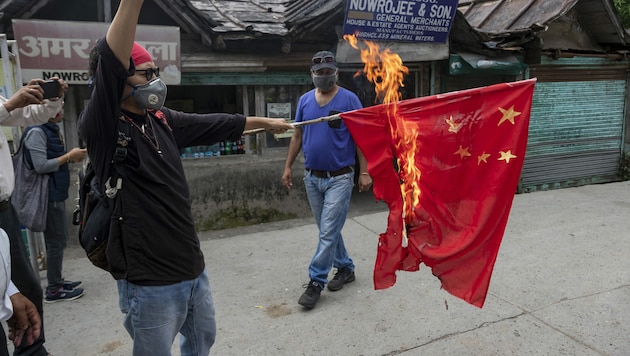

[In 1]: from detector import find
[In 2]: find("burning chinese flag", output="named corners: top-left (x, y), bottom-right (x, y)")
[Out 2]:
top-left (340, 79), bottom-right (536, 308)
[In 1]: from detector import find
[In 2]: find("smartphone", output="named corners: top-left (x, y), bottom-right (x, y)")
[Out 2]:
top-left (39, 80), bottom-right (60, 99)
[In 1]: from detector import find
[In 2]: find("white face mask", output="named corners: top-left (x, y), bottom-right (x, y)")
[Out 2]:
top-left (129, 78), bottom-right (167, 110)
top-left (312, 72), bottom-right (338, 92)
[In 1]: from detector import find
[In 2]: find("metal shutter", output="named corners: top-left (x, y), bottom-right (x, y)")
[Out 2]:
top-left (521, 57), bottom-right (628, 192)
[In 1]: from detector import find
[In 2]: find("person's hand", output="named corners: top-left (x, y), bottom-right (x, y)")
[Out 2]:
top-left (358, 173), bottom-right (373, 192)
top-left (281, 167), bottom-right (293, 191)
top-left (267, 118), bottom-right (293, 134)
top-left (7, 293), bottom-right (41, 347)
top-left (68, 147), bottom-right (87, 162)
top-left (28, 77), bottom-right (67, 101)
top-left (44, 77), bottom-right (68, 100)
top-left (2, 83), bottom-right (45, 112)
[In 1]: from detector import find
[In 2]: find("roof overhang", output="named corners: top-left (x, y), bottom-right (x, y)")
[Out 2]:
top-left (336, 41), bottom-right (450, 64)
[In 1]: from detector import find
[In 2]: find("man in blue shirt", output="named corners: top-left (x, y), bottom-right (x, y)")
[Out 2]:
top-left (282, 51), bottom-right (372, 309)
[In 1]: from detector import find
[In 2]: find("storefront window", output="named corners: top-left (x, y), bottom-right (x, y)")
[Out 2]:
top-left (263, 84), bottom-right (310, 148)
top-left (165, 68), bottom-right (419, 158)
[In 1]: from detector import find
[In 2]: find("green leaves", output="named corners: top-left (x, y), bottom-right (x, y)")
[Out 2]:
top-left (614, 0), bottom-right (630, 28)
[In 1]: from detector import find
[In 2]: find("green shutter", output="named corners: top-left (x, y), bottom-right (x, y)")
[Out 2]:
top-left (521, 57), bottom-right (628, 192)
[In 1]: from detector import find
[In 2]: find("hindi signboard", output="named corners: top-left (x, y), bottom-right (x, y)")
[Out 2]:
top-left (342, 0), bottom-right (459, 43)
top-left (12, 19), bottom-right (180, 85)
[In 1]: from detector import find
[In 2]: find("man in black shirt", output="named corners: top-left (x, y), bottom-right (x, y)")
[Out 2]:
top-left (77, 1), bottom-right (292, 354)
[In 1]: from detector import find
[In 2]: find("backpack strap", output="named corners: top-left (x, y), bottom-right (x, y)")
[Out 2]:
top-left (113, 117), bottom-right (128, 163)
top-left (104, 118), bottom-right (129, 199)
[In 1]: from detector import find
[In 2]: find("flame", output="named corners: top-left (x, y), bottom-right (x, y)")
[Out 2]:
top-left (344, 34), bottom-right (421, 234)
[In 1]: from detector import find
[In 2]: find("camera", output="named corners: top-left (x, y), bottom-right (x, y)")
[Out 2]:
top-left (39, 80), bottom-right (60, 99)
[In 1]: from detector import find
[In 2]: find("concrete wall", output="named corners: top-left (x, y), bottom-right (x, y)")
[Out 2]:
top-left (65, 148), bottom-right (386, 245)
top-left (66, 149), bottom-right (312, 243)
top-left (183, 149), bottom-right (312, 230)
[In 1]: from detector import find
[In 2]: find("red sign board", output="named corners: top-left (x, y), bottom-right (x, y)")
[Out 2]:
top-left (12, 19), bottom-right (180, 85)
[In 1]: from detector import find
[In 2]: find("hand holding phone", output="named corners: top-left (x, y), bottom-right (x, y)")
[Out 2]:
top-left (39, 80), bottom-right (60, 99)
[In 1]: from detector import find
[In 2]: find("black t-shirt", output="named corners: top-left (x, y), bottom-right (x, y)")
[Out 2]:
top-left (78, 39), bottom-right (246, 283)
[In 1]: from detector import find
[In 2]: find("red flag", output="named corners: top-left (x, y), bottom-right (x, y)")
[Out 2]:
top-left (341, 79), bottom-right (536, 307)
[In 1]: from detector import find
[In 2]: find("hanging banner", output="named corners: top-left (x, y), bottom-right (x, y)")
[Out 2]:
top-left (12, 19), bottom-right (181, 85)
top-left (342, 0), bottom-right (459, 43)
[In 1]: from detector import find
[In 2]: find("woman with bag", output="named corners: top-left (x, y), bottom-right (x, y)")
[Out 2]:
top-left (20, 107), bottom-right (87, 303)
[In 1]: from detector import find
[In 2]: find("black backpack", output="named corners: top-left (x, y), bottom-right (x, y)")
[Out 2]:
top-left (73, 121), bottom-right (127, 271)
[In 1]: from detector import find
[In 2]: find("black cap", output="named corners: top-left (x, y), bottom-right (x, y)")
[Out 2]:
top-left (311, 51), bottom-right (338, 71)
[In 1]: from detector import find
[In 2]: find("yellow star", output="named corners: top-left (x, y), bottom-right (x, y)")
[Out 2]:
top-left (498, 106), bottom-right (521, 126)
top-left (454, 145), bottom-right (471, 159)
top-left (498, 150), bottom-right (517, 163)
top-left (445, 116), bottom-right (462, 133)
top-left (477, 152), bottom-right (490, 165)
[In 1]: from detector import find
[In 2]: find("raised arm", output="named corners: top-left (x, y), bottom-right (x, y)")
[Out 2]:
top-left (105, 0), bottom-right (144, 68)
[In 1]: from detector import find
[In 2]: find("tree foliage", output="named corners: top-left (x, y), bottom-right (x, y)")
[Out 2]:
top-left (614, 0), bottom-right (630, 29)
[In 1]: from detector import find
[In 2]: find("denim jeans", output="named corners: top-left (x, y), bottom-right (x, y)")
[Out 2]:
top-left (44, 201), bottom-right (67, 289)
top-left (117, 268), bottom-right (216, 356)
top-left (303, 170), bottom-right (355, 286)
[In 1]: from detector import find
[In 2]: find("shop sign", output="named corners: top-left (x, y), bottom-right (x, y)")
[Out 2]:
top-left (343, 0), bottom-right (458, 43)
top-left (12, 19), bottom-right (181, 84)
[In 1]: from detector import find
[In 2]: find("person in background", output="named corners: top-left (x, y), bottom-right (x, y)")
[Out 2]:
top-left (281, 50), bottom-right (373, 309)
top-left (22, 107), bottom-right (87, 303)
top-left (0, 228), bottom-right (42, 356)
top-left (0, 78), bottom-right (67, 355)
top-left (77, 1), bottom-right (293, 354)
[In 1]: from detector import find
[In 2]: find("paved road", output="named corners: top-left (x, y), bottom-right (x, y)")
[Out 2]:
top-left (29, 181), bottom-right (630, 355)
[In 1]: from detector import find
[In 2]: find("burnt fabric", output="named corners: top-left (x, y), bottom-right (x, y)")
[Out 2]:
top-left (340, 79), bottom-right (536, 307)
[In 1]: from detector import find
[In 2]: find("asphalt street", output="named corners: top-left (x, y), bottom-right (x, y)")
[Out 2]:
top-left (18, 181), bottom-right (630, 355)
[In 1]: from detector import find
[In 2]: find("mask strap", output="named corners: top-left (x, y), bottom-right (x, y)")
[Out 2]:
top-left (122, 82), bottom-right (137, 102)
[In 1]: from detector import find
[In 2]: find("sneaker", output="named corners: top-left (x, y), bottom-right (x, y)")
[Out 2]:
top-left (327, 267), bottom-right (355, 291)
top-left (44, 287), bottom-right (84, 303)
top-left (298, 280), bottom-right (323, 309)
top-left (63, 280), bottom-right (82, 290)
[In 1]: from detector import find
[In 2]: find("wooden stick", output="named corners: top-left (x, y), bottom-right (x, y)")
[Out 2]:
top-left (242, 113), bottom-right (342, 136)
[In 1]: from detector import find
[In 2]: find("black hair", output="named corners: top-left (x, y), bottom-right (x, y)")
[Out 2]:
top-left (88, 44), bottom-right (99, 79)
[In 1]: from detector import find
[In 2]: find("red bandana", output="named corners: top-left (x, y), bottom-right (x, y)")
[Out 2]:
top-left (131, 42), bottom-right (152, 66)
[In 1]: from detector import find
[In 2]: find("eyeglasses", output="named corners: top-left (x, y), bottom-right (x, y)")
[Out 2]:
top-left (312, 56), bottom-right (334, 65)
top-left (136, 67), bottom-right (160, 81)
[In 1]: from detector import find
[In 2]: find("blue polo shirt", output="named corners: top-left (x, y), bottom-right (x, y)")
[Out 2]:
top-left (295, 87), bottom-right (363, 171)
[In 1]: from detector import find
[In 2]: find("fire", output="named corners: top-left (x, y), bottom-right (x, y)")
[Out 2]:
top-left (344, 34), bottom-right (421, 233)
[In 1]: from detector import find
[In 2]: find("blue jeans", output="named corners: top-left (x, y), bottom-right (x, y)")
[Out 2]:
top-left (303, 170), bottom-right (355, 286)
top-left (44, 200), bottom-right (68, 289)
top-left (117, 269), bottom-right (216, 356)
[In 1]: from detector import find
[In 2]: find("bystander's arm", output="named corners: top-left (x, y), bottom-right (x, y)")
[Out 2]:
top-left (24, 129), bottom-right (87, 173)
top-left (0, 78), bottom-right (67, 127)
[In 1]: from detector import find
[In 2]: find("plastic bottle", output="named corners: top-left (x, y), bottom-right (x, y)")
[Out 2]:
top-left (237, 139), bottom-right (244, 154)
top-left (224, 141), bottom-right (232, 155)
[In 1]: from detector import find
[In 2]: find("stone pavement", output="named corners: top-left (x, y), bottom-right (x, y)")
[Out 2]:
top-left (25, 181), bottom-right (630, 355)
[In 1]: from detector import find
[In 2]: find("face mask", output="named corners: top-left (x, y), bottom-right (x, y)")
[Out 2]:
top-left (129, 78), bottom-right (167, 110)
top-left (312, 73), bottom-right (337, 92)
